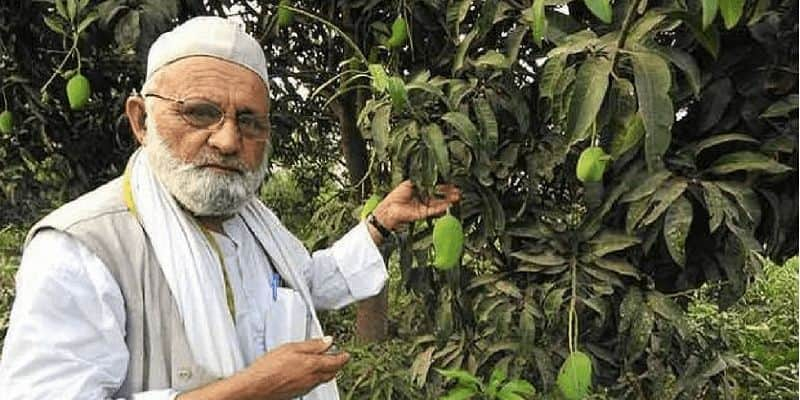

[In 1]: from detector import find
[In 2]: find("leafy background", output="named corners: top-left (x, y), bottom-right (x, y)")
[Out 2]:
top-left (0, 0), bottom-right (797, 398)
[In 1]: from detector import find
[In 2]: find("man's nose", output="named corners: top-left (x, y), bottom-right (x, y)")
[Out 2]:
top-left (206, 117), bottom-right (241, 155)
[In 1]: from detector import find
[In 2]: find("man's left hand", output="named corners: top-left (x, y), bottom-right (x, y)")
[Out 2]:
top-left (371, 180), bottom-right (461, 232)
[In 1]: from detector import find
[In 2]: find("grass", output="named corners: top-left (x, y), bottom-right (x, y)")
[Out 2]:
top-left (686, 256), bottom-right (799, 399)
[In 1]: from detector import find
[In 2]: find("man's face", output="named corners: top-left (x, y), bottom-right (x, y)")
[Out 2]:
top-left (141, 56), bottom-right (272, 216)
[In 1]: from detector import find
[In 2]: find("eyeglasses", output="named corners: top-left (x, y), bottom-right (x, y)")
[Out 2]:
top-left (143, 93), bottom-right (270, 141)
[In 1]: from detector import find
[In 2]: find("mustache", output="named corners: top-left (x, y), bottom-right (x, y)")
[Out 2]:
top-left (179, 151), bottom-right (250, 173)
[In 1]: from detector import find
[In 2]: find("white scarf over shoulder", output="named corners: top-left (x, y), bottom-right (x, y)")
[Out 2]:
top-left (127, 149), bottom-right (337, 398)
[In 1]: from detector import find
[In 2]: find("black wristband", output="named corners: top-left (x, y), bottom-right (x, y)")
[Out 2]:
top-left (367, 213), bottom-right (393, 238)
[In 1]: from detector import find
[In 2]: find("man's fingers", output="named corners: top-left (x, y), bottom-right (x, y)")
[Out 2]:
top-left (434, 184), bottom-right (462, 202)
top-left (416, 198), bottom-right (453, 218)
top-left (313, 352), bottom-right (351, 374)
top-left (287, 337), bottom-right (333, 354)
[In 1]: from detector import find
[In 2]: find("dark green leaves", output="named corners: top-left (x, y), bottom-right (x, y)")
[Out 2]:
top-left (422, 123), bottom-right (450, 179)
top-left (610, 113), bottom-right (645, 159)
top-left (761, 95), bottom-right (799, 118)
top-left (702, 0), bottom-right (719, 29)
top-left (566, 56), bottom-right (612, 143)
top-left (630, 51), bottom-right (674, 171)
top-left (719, 0), bottom-right (745, 29)
top-left (526, 0), bottom-right (547, 47)
top-left (584, 0), bottom-right (613, 23)
top-left (442, 112), bottom-right (480, 147)
top-left (663, 195), bottom-right (693, 266)
top-left (709, 151), bottom-right (793, 175)
top-left (371, 104), bottom-right (391, 160)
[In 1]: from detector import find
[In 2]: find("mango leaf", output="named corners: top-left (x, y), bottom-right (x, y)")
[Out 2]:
top-left (697, 78), bottom-right (733, 132)
top-left (626, 197), bottom-right (651, 233)
top-left (371, 104), bottom-right (391, 161)
top-left (539, 54), bottom-right (567, 99)
top-left (589, 231), bottom-right (642, 256)
top-left (519, 302), bottom-right (537, 353)
top-left (646, 291), bottom-right (689, 338)
top-left (719, 0), bottom-right (745, 29)
top-left (440, 386), bottom-right (479, 400)
top-left (594, 257), bottom-right (641, 278)
top-left (527, 0), bottom-right (547, 47)
top-left (499, 379), bottom-right (536, 397)
top-left (760, 94), bottom-right (799, 118)
top-left (709, 151), bottom-right (793, 175)
top-left (547, 30), bottom-right (598, 58)
top-left (488, 367), bottom-right (507, 395)
top-left (422, 123), bottom-right (450, 179)
top-left (640, 179), bottom-right (688, 227)
top-left (43, 15), bottom-right (68, 35)
top-left (66, 0), bottom-right (77, 21)
top-left (566, 56), bottom-right (612, 142)
top-left (436, 368), bottom-right (484, 390)
top-left (609, 78), bottom-right (637, 120)
top-left (411, 346), bottom-right (436, 387)
top-left (627, 306), bottom-right (654, 362)
top-left (474, 97), bottom-right (498, 151)
top-left (583, 0), bottom-right (612, 23)
top-left (55, 0), bottom-right (68, 19)
top-left (679, 11), bottom-right (720, 57)
top-left (387, 76), bottom-right (408, 110)
top-left (618, 287), bottom-right (643, 334)
top-left (630, 51), bottom-right (674, 171)
top-left (442, 111), bottom-right (480, 147)
top-left (702, 0), bottom-right (719, 30)
top-left (663, 194), bottom-right (693, 266)
top-left (692, 133), bottom-right (759, 156)
top-left (627, 11), bottom-right (667, 43)
top-left (447, 0), bottom-right (474, 34)
top-left (701, 181), bottom-right (725, 233)
top-left (505, 24), bottom-right (530, 64)
top-left (76, 10), bottom-right (100, 34)
top-left (472, 50), bottom-right (509, 69)
top-left (610, 113), bottom-right (645, 159)
top-left (621, 170), bottom-right (672, 202)
top-left (368, 64), bottom-right (389, 93)
top-left (495, 280), bottom-right (523, 299)
top-left (659, 48), bottom-right (702, 97)
top-left (453, 30), bottom-right (478, 75)
top-left (716, 181), bottom-right (762, 226)
top-left (511, 251), bottom-right (568, 266)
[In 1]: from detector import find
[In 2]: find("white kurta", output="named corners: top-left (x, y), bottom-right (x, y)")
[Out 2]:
top-left (0, 216), bottom-right (386, 399)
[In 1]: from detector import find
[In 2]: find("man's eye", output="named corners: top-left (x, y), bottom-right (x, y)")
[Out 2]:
top-left (183, 102), bottom-right (221, 124)
top-left (238, 115), bottom-right (266, 130)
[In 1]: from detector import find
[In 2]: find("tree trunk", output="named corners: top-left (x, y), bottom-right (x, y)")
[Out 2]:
top-left (334, 92), bottom-right (388, 342)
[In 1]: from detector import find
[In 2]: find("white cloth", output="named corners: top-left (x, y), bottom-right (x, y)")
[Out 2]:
top-left (129, 151), bottom-right (245, 378)
top-left (0, 165), bottom-right (388, 399)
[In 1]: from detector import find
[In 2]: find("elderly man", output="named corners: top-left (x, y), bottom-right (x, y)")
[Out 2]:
top-left (0, 16), bottom-right (460, 400)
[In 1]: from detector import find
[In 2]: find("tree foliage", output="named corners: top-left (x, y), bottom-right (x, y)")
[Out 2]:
top-left (1, 0), bottom-right (797, 398)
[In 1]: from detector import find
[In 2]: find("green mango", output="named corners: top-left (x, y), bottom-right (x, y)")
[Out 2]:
top-left (66, 73), bottom-right (91, 110)
top-left (576, 146), bottom-right (610, 183)
top-left (0, 110), bottom-right (13, 134)
top-left (432, 213), bottom-right (463, 270)
top-left (557, 351), bottom-right (593, 400)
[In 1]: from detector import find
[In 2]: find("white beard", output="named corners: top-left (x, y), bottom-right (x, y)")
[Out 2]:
top-left (144, 119), bottom-right (271, 217)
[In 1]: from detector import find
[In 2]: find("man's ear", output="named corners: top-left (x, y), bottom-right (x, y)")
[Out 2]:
top-left (126, 95), bottom-right (147, 145)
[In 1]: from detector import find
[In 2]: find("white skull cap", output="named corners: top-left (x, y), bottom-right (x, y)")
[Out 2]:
top-left (145, 16), bottom-right (269, 86)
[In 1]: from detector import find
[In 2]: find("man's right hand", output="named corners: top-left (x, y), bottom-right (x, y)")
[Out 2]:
top-left (177, 337), bottom-right (350, 400)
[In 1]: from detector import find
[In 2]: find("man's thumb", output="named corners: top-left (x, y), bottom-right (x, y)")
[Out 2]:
top-left (293, 336), bottom-right (333, 354)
